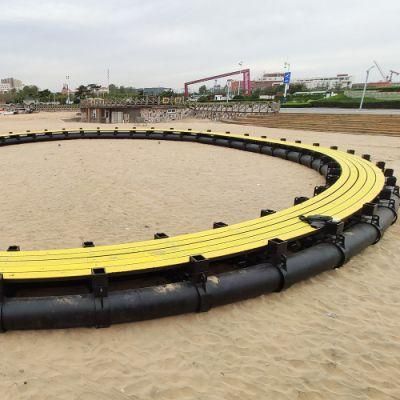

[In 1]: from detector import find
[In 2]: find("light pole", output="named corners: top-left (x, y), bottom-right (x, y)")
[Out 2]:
top-left (359, 65), bottom-right (375, 110)
top-left (66, 75), bottom-right (71, 104)
top-left (238, 61), bottom-right (243, 95)
top-left (227, 79), bottom-right (232, 103)
top-left (283, 62), bottom-right (290, 99)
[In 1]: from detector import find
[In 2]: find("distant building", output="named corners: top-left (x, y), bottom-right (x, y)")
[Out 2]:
top-left (260, 72), bottom-right (285, 84)
top-left (231, 72), bottom-right (284, 93)
top-left (1, 78), bottom-right (23, 92)
top-left (143, 87), bottom-right (172, 96)
top-left (0, 83), bottom-right (11, 93)
top-left (351, 81), bottom-right (393, 89)
top-left (294, 74), bottom-right (352, 90)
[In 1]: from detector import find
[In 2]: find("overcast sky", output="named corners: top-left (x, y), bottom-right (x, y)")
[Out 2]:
top-left (1, 0), bottom-right (399, 91)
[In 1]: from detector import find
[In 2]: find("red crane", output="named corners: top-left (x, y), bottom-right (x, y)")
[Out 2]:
top-left (184, 69), bottom-right (251, 97)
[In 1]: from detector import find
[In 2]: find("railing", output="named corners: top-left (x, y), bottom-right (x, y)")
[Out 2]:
top-left (80, 96), bottom-right (186, 107)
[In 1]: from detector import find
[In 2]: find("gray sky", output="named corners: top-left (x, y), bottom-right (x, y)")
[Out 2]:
top-left (1, 0), bottom-right (399, 91)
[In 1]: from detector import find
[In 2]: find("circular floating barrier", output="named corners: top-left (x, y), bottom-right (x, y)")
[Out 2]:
top-left (0, 128), bottom-right (398, 331)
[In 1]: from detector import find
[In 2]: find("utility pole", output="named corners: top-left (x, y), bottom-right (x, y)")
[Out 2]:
top-left (66, 75), bottom-right (70, 104)
top-left (359, 65), bottom-right (375, 110)
top-left (283, 62), bottom-right (291, 100)
top-left (227, 79), bottom-right (232, 103)
top-left (238, 61), bottom-right (243, 95)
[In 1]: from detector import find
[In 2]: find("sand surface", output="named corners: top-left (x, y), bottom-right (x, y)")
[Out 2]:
top-left (0, 112), bottom-right (399, 399)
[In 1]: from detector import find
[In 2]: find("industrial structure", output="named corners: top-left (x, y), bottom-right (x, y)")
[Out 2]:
top-left (373, 60), bottom-right (399, 83)
top-left (184, 69), bottom-right (251, 97)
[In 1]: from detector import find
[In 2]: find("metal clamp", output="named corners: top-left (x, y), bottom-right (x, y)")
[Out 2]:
top-left (267, 238), bottom-right (288, 290)
top-left (360, 203), bottom-right (383, 243)
top-left (91, 268), bottom-right (110, 328)
top-left (188, 255), bottom-right (211, 312)
top-left (300, 215), bottom-right (347, 265)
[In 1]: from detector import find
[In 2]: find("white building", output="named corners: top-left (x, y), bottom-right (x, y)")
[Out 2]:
top-left (0, 78), bottom-right (24, 93)
top-left (294, 74), bottom-right (352, 90)
top-left (0, 83), bottom-right (12, 93)
top-left (260, 72), bottom-right (285, 85)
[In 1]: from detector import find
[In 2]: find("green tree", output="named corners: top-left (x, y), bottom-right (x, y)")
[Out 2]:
top-left (75, 85), bottom-right (89, 100)
top-left (38, 89), bottom-right (52, 102)
top-left (160, 89), bottom-right (175, 97)
top-left (288, 83), bottom-right (306, 94)
top-left (198, 85), bottom-right (208, 95)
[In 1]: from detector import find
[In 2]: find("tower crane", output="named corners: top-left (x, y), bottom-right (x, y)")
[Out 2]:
top-left (373, 60), bottom-right (388, 81)
top-left (389, 70), bottom-right (400, 82)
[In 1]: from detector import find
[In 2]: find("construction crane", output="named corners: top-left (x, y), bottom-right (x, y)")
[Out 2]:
top-left (373, 60), bottom-right (388, 81)
top-left (373, 61), bottom-right (400, 82)
top-left (389, 70), bottom-right (400, 82)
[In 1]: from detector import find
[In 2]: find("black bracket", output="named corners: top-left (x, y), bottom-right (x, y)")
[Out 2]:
top-left (326, 174), bottom-right (339, 185)
top-left (376, 161), bottom-right (386, 171)
top-left (267, 238), bottom-right (288, 290)
top-left (188, 255), bottom-right (211, 312)
top-left (386, 176), bottom-right (397, 187)
top-left (328, 233), bottom-right (347, 267)
top-left (360, 203), bottom-right (383, 243)
top-left (260, 209), bottom-right (276, 217)
top-left (379, 188), bottom-right (392, 200)
top-left (267, 238), bottom-right (288, 265)
top-left (294, 196), bottom-right (309, 205)
top-left (91, 268), bottom-right (110, 328)
top-left (213, 222), bottom-right (228, 229)
top-left (377, 194), bottom-right (398, 224)
top-left (7, 245), bottom-right (20, 252)
top-left (384, 168), bottom-right (394, 177)
top-left (314, 185), bottom-right (327, 196)
top-left (300, 215), bottom-right (346, 265)
top-left (154, 232), bottom-right (169, 239)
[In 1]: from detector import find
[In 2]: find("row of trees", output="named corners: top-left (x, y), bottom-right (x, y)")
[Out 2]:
top-left (1, 81), bottom-right (313, 105)
top-left (0, 85), bottom-right (70, 104)
top-left (1, 84), bottom-right (165, 104)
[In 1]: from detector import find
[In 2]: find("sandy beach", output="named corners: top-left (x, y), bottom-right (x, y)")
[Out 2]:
top-left (0, 112), bottom-right (399, 400)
